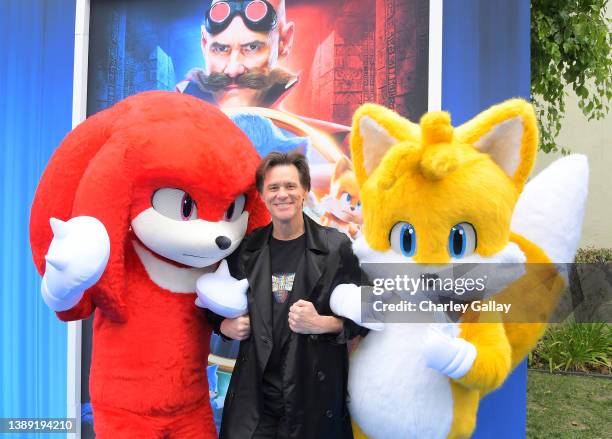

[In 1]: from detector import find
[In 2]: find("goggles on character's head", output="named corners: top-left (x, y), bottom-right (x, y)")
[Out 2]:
top-left (204, 0), bottom-right (278, 35)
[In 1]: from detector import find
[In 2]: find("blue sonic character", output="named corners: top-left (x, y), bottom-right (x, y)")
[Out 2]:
top-left (229, 111), bottom-right (310, 157)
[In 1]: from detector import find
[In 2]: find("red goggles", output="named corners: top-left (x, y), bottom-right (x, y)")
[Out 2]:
top-left (204, 0), bottom-right (278, 35)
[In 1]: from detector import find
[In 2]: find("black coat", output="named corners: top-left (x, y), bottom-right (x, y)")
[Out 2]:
top-left (209, 215), bottom-right (366, 439)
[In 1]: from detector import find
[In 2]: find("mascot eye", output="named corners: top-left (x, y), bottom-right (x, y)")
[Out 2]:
top-left (224, 194), bottom-right (246, 222)
top-left (181, 193), bottom-right (196, 220)
top-left (390, 222), bottom-right (416, 257)
top-left (340, 192), bottom-right (351, 203)
top-left (448, 223), bottom-right (477, 258)
top-left (152, 188), bottom-right (198, 221)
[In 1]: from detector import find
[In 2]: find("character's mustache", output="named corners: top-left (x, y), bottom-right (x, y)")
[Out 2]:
top-left (194, 68), bottom-right (295, 93)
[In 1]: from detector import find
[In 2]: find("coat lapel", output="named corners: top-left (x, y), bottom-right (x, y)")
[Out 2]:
top-left (243, 216), bottom-right (329, 342)
top-left (245, 224), bottom-right (273, 341)
top-left (290, 215), bottom-right (329, 305)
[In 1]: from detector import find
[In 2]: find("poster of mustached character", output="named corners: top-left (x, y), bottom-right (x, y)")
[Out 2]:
top-left (80, 0), bottom-right (430, 435)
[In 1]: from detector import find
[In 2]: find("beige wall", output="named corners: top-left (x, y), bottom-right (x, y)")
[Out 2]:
top-left (532, 5), bottom-right (612, 249)
top-left (532, 89), bottom-right (612, 249)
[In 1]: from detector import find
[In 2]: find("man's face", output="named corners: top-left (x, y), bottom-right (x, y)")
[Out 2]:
top-left (261, 165), bottom-right (308, 223)
top-left (201, 0), bottom-right (293, 108)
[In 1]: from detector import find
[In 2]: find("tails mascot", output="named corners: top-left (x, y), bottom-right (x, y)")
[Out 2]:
top-left (319, 156), bottom-right (363, 240)
top-left (29, 91), bottom-right (270, 438)
top-left (329, 100), bottom-right (589, 438)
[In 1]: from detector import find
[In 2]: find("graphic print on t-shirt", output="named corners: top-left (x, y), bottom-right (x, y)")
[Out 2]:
top-left (272, 272), bottom-right (296, 304)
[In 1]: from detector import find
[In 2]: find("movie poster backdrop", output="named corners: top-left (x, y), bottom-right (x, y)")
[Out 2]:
top-left (83, 0), bottom-right (429, 434)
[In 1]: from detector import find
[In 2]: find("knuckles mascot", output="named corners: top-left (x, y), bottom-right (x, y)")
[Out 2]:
top-left (29, 91), bottom-right (269, 438)
top-left (329, 100), bottom-right (589, 438)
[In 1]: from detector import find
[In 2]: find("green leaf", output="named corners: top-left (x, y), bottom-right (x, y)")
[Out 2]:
top-left (576, 84), bottom-right (588, 98)
top-left (531, 0), bottom-right (611, 153)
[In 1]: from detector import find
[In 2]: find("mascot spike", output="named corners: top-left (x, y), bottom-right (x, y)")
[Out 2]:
top-left (49, 218), bottom-right (69, 239)
top-left (45, 254), bottom-right (68, 271)
top-left (419, 112), bottom-right (458, 180)
top-left (420, 111), bottom-right (453, 147)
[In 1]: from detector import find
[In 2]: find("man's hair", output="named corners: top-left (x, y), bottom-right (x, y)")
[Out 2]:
top-left (255, 151), bottom-right (311, 193)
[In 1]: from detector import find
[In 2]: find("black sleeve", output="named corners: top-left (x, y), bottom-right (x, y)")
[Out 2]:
top-left (322, 233), bottom-right (370, 344)
top-left (226, 240), bottom-right (247, 280)
top-left (205, 309), bottom-right (227, 338)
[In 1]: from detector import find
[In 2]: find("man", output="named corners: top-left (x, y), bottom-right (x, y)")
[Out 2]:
top-left (177, 0), bottom-right (297, 108)
top-left (177, 0), bottom-right (352, 198)
top-left (206, 152), bottom-right (365, 438)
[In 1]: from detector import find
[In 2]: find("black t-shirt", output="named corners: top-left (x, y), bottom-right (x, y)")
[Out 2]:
top-left (261, 234), bottom-right (306, 416)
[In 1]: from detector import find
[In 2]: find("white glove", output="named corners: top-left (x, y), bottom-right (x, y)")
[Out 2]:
top-left (41, 216), bottom-right (110, 311)
top-left (330, 283), bottom-right (384, 331)
top-left (422, 323), bottom-right (477, 379)
top-left (195, 259), bottom-right (248, 318)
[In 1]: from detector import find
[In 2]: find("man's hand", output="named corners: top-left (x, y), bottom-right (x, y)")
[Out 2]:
top-left (288, 300), bottom-right (342, 335)
top-left (220, 315), bottom-right (251, 341)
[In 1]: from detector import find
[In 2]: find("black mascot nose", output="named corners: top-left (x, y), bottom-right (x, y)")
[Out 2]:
top-left (216, 236), bottom-right (232, 250)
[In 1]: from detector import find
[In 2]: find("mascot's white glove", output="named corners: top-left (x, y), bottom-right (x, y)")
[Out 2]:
top-left (422, 323), bottom-right (477, 379)
top-left (195, 259), bottom-right (248, 318)
top-left (41, 216), bottom-right (110, 312)
top-left (330, 283), bottom-right (384, 331)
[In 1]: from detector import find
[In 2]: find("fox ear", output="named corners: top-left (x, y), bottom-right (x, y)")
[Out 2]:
top-left (455, 99), bottom-right (538, 192)
top-left (350, 103), bottom-right (420, 187)
top-left (333, 155), bottom-right (352, 180)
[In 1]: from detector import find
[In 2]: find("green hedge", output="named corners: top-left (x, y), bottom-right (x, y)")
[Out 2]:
top-left (529, 322), bottom-right (612, 374)
top-left (528, 248), bottom-right (612, 373)
top-left (575, 247), bottom-right (612, 263)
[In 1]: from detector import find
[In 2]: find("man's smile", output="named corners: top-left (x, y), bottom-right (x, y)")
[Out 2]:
top-left (273, 202), bottom-right (295, 210)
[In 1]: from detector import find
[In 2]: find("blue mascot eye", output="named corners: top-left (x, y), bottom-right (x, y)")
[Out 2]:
top-left (448, 223), bottom-right (477, 258)
top-left (390, 222), bottom-right (416, 257)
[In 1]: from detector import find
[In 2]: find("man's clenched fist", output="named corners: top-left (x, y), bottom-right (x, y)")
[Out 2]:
top-left (288, 299), bottom-right (343, 335)
top-left (220, 315), bottom-right (251, 341)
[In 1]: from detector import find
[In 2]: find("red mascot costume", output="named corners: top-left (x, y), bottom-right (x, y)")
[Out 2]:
top-left (30, 91), bottom-right (269, 438)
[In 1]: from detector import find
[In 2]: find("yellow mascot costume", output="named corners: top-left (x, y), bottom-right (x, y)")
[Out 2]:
top-left (329, 99), bottom-right (589, 439)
